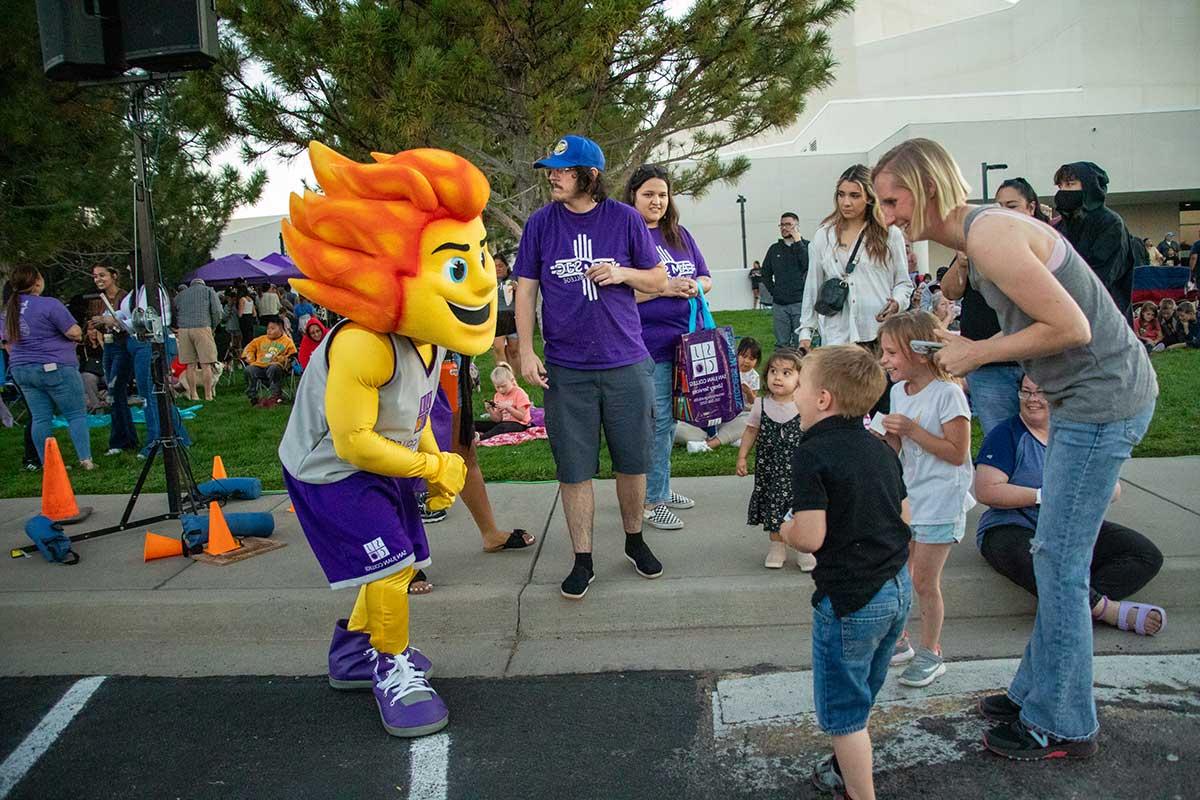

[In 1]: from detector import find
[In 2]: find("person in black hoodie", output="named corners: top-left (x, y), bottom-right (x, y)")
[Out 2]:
top-left (761, 212), bottom-right (810, 347)
top-left (1052, 162), bottom-right (1134, 317)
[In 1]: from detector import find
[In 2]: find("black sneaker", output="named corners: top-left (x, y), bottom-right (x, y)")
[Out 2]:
top-left (625, 542), bottom-right (663, 579)
top-left (983, 719), bottom-right (1099, 761)
top-left (421, 507), bottom-right (447, 524)
top-left (978, 693), bottom-right (1021, 724)
top-left (560, 565), bottom-right (595, 600)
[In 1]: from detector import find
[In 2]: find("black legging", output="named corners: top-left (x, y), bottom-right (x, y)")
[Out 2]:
top-left (238, 314), bottom-right (256, 346)
top-left (980, 521), bottom-right (1163, 608)
top-left (475, 420), bottom-right (530, 441)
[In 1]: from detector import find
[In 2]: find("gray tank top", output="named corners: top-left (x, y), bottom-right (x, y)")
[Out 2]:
top-left (278, 321), bottom-right (444, 483)
top-left (964, 205), bottom-right (1156, 423)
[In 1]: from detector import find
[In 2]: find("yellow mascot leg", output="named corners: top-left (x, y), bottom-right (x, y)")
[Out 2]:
top-left (347, 566), bottom-right (414, 655)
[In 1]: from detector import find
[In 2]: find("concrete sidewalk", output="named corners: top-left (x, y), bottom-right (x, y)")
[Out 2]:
top-left (1, 457), bottom-right (1197, 679)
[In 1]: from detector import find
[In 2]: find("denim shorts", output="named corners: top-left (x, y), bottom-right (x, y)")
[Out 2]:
top-left (812, 570), bottom-right (912, 736)
top-left (543, 358), bottom-right (654, 483)
top-left (911, 514), bottom-right (966, 545)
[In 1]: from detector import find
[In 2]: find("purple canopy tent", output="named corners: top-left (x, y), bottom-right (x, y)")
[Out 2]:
top-left (259, 252), bottom-right (304, 284)
top-left (182, 254), bottom-right (284, 287)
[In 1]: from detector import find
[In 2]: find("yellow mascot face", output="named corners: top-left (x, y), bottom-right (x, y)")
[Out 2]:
top-left (281, 143), bottom-right (497, 356)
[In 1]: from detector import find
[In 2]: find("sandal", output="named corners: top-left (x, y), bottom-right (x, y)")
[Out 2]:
top-left (1116, 600), bottom-right (1166, 636)
top-left (407, 569), bottom-right (433, 595)
top-left (483, 528), bottom-right (536, 553)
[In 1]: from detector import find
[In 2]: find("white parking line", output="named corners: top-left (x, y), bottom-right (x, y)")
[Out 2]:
top-left (0, 676), bottom-right (106, 800)
top-left (409, 733), bottom-right (450, 800)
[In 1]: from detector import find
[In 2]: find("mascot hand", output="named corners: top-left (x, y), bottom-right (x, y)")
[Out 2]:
top-left (424, 451), bottom-right (467, 499)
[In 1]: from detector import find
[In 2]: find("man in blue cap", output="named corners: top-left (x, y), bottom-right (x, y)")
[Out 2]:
top-left (513, 134), bottom-right (668, 600)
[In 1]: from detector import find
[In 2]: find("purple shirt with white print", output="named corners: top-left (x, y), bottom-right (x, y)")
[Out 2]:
top-left (514, 199), bottom-right (660, 370)
top-left (638, 225), bottom-right (711, 363)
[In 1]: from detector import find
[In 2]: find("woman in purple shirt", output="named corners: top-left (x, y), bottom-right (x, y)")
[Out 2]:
top-left (626, 165), bottom-right (713, 531)
top-left (2, 266), bottom-right (94, 469)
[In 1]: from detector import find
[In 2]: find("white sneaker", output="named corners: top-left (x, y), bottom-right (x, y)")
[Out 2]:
top-left (794, 549), bottom-right (817, 572)
top-left (643, 505), bottom-right (684, 530)
top-left (764, 540), bottom-right (786, 569)
top-left (104, 448), bottom-right (122, 456)
top-left (686, 441), bottom-right (712, 454)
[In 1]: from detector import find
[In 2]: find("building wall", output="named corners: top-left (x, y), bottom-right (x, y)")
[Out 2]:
top-left (1113, 203), bottom-right (1185, 249)
top-left (214, 216), bottom-right (287, 260)
top-left (678, 108), bottom-right (1200, 309)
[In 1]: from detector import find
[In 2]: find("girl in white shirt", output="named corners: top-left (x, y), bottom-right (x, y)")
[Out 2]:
top-left (798, 164), bottom-right (912, 352)
top-left (878, 311), bottom-right (974, 689)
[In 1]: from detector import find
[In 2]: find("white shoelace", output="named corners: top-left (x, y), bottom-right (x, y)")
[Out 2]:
top-left (377, 652), bottom-right (432, 706)
top-left (362, 646), bottom-right (379, 665)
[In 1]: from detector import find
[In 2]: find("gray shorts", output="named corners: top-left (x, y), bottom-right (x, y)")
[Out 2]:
top-left (544, 358), bottom-right (654, 483)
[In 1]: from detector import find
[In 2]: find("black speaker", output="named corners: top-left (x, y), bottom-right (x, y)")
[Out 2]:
top-left (35, 0), bottom-right (123, 81)
top-left (118, 0), bottom-right (219, 72)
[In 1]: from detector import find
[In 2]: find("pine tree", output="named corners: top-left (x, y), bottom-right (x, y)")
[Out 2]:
top-left (1, 3), bottom-right (265, 294)
top-left (199, 0), bottom-right (850, 237)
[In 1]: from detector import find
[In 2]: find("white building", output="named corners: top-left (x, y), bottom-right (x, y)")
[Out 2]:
top-left (214, 214), bottom-right (288, 261)
top-left (677, 0), bottom-right (1200, 309)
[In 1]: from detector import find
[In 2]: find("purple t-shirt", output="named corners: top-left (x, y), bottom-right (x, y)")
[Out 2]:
top-left (1, 295), bottom-right (79, 366)
top-left (514, 199), bottom-right (660, 370)
top-left (638, 225), bottom-right (711, 363)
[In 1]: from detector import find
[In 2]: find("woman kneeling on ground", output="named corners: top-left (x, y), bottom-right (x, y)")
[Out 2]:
top-left (974, 373), bottom-right (1165, 637)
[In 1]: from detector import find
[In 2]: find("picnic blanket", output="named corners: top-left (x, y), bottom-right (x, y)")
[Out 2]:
top-left (477, 425), bottom-right (548, 447)
top-left (50, 404), bottom-right (203, 430)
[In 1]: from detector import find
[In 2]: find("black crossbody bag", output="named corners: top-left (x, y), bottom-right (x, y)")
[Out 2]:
top-left (813, 228), bottom-right (866, 316)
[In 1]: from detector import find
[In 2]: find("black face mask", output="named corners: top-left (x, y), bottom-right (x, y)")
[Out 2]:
top-left (1054, 189), bottom-right (1084, 214)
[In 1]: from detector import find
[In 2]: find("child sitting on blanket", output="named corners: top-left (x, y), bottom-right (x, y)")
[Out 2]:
top-left (476, 362), bottom-right (532, 441)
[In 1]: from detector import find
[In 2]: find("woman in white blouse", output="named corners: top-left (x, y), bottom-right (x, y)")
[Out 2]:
top-left (798, 164), bottom-right (913, 352)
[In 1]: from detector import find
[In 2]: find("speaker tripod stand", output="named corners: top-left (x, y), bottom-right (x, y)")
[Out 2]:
top-left (11, 76), bottom-right (208, 560)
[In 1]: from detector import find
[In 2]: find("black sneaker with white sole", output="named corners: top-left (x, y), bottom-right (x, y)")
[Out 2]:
top-left (625, 542), bottom-right (663, 578)
top-left (983, 719), bottom-right (1098, 761)
top-left (560, 565), bottom-right (595, 599)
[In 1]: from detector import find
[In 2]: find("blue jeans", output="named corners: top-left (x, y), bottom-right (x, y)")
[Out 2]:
top-left (11, 363), bottom-right (92, 463)
top-left (128, 337), bottom-right (191, 457)
top-left (1006, 402), bottom-right (1155, 741)
top-left (105, 340), bottom-right (138, 451)
top-left (967, 364), bottom-right (1023, 437)
top-left (646, 360), bottom-right (677, 505)
top-left (812, 569), bottom-right (912, 736)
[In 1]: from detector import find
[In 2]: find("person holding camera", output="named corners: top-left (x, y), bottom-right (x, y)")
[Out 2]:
top-left (797, 164), bottom-right (912, 356)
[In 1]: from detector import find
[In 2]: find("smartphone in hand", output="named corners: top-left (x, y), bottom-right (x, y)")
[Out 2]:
top-left (910, 340), bottom-right (944, 355)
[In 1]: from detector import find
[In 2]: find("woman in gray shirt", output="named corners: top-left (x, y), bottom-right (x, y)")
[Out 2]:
top-left (872, 138), bottom-right (1156, 763)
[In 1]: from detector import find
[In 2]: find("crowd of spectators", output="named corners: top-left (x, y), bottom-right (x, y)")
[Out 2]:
top-left (1, 265), bottom-right (337, 470)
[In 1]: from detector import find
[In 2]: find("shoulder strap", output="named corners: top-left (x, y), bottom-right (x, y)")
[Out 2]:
top-left (845, 228), bottom-right (867, 276)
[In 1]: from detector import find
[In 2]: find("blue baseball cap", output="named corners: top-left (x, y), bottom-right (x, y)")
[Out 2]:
top-left (534, 135), bottom-right (605, 171)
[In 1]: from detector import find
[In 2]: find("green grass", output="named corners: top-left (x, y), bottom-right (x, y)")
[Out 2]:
top-left (3, 314), bottom-right (1196, 498)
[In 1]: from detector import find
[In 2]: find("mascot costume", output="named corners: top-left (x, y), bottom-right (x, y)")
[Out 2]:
top-left (278, 143), bottom-right (496, 737)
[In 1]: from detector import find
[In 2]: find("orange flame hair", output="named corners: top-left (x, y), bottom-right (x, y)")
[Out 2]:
top-left (282, 142), bottom-right (491, 333)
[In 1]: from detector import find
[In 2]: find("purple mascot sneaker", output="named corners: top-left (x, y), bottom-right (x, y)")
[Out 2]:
top-left (373, 651), bottom-right (450, 737)
top-left (328, 619), bottom-right (432, 690)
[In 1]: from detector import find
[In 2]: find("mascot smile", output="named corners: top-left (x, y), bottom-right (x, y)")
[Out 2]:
top-left (278, 143), bottom-right (496, 737)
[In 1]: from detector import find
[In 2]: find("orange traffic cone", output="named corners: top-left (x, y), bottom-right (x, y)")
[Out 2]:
top-left (288, 503), bottom-right (294, 513)
top-left (144, 532), bottom-right (184, 562)
top-left (212, 455), bottom-right (228, 480)
top-left (204, 501), bottom-right (240, 556)
top-left (41, 438), bottom-right (92, 524)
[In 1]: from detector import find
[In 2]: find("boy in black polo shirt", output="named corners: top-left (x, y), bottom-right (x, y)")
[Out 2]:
top-left (781, 345), bottom-right (912, 800)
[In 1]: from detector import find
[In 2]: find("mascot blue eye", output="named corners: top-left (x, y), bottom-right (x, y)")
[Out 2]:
top-left (444, 256), bottom-right (468, 283)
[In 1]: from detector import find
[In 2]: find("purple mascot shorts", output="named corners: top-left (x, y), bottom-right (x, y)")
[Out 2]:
top-left (284, 467), bottom-right (431, 590)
